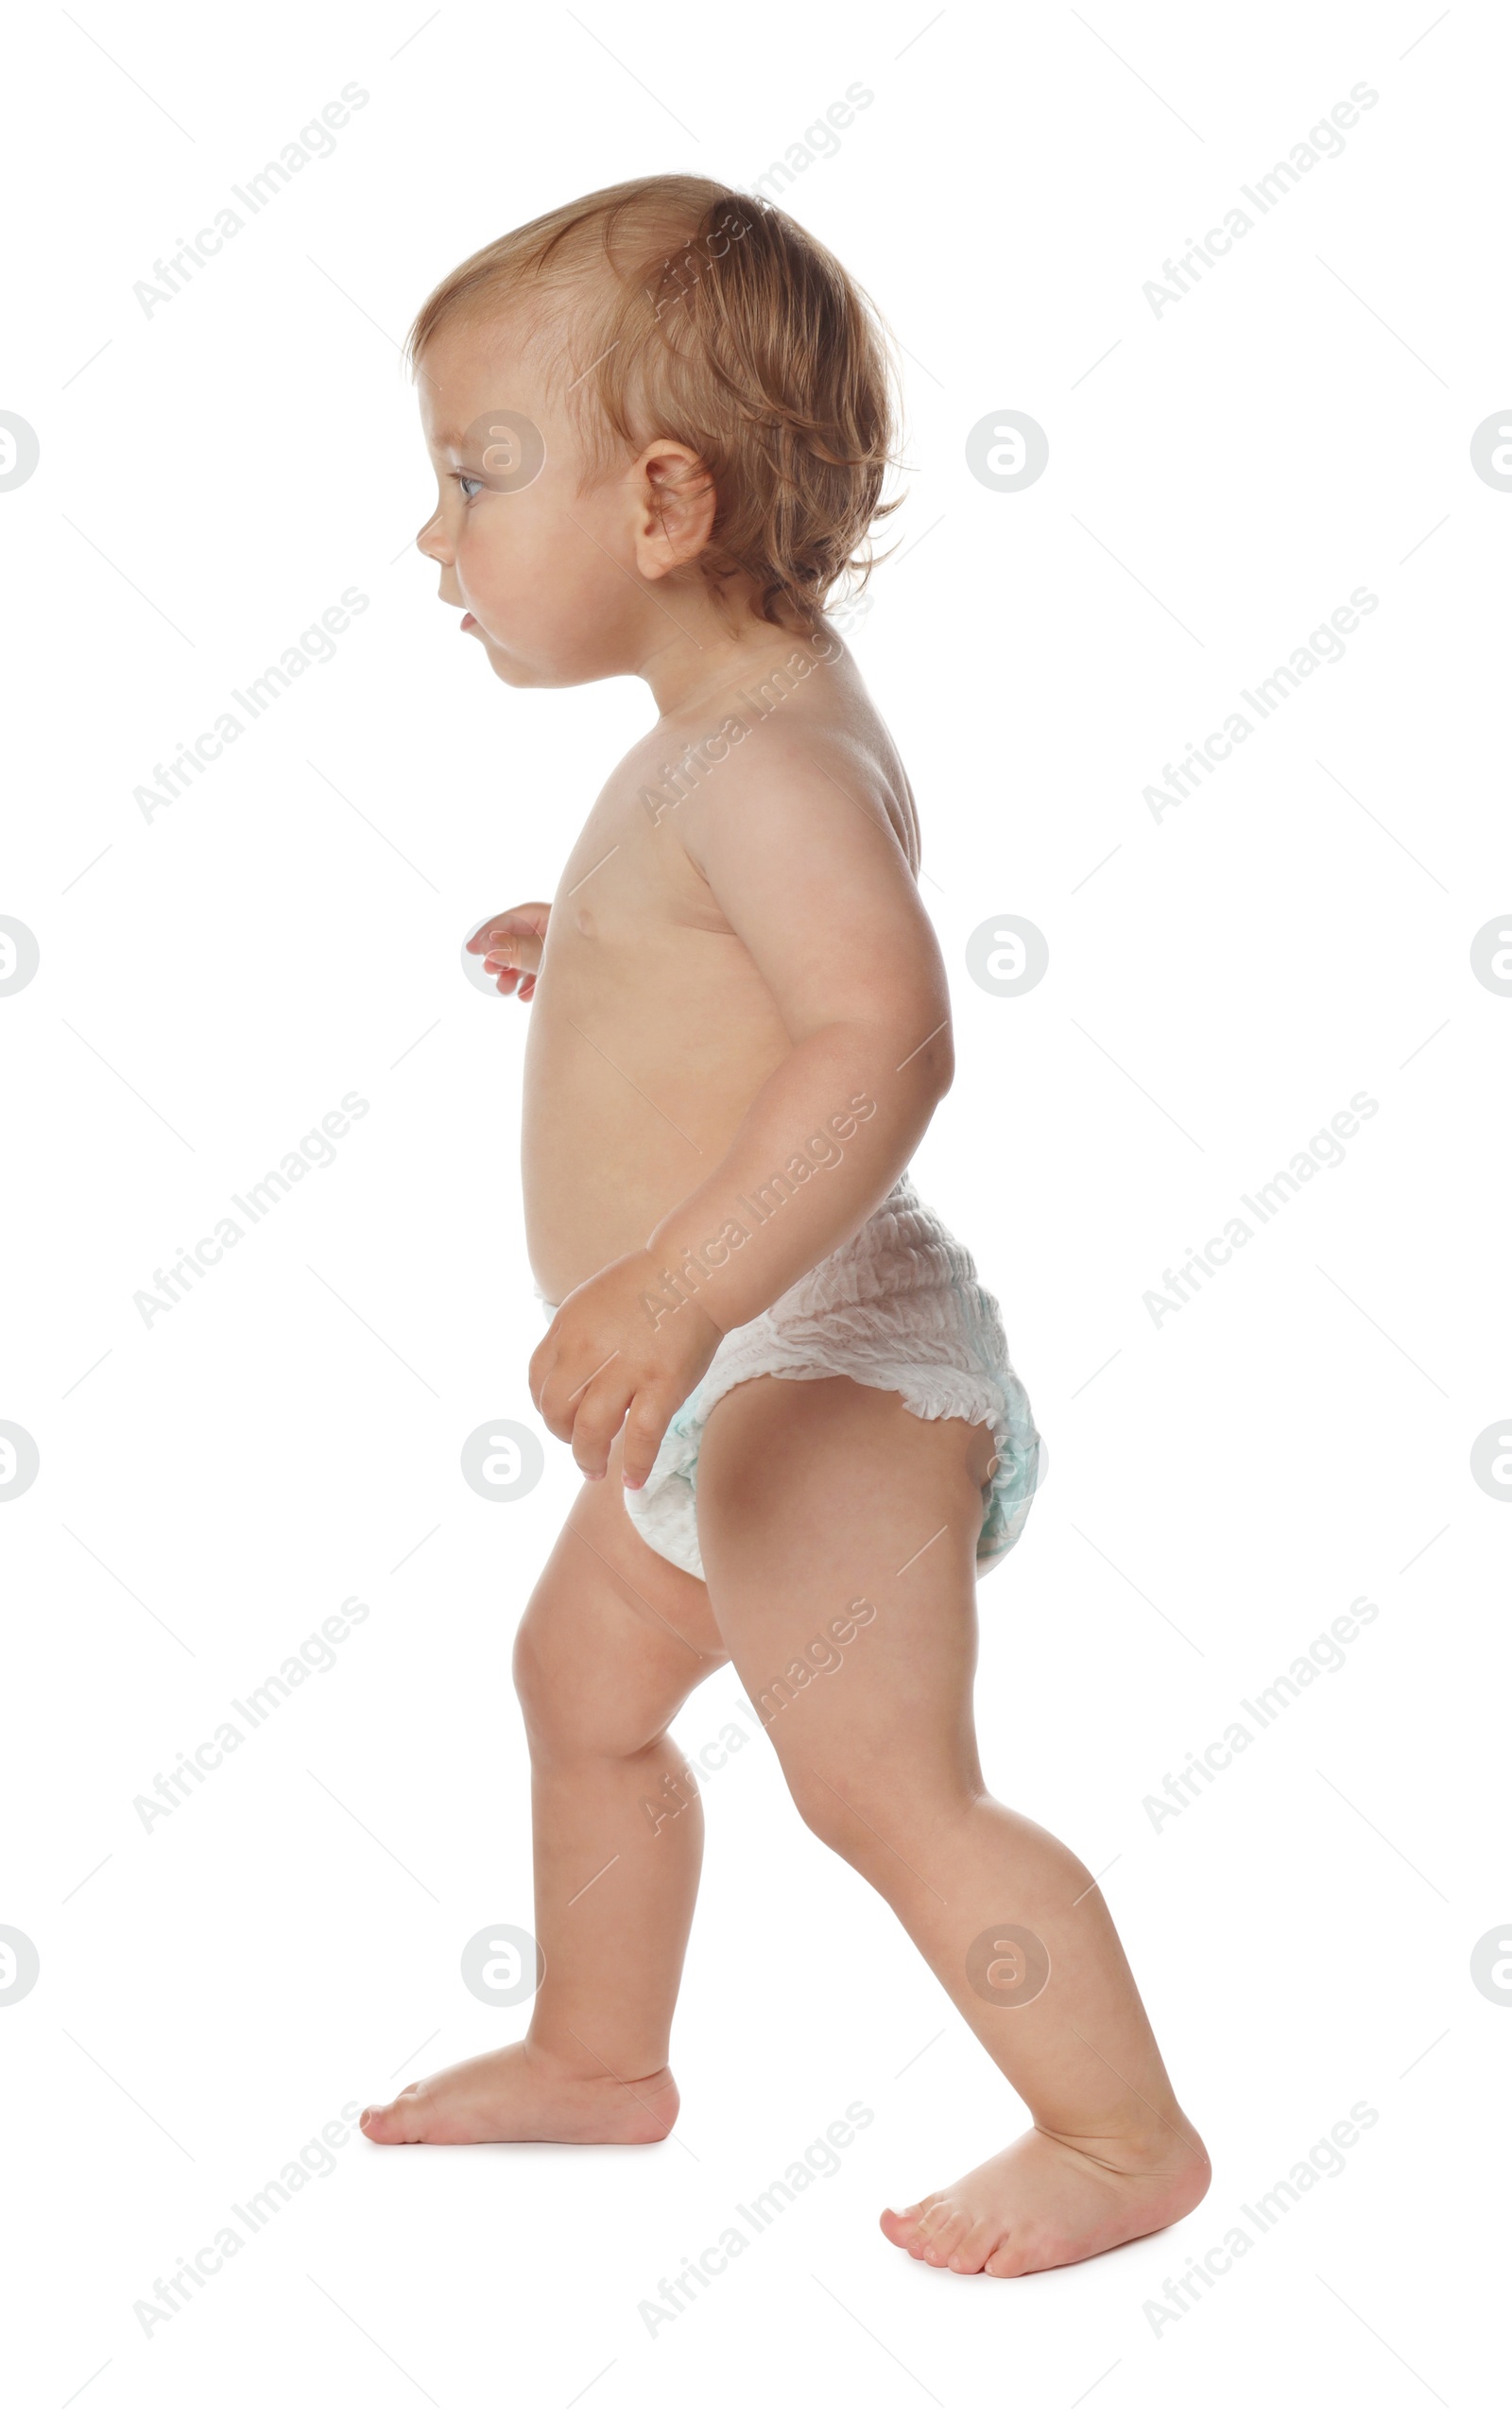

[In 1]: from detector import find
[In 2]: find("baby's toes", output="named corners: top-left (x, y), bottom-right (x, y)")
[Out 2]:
top-left (948, 2215), bottom-right (1004, 2274)
top-left (879, 2195), bottom-right (936, 2252)
top-left (360, 2083), bottom-right (423, 2143)
top-left (919, 2205), bottom-right (971, 2267)
top-left (984, 2232), bottom-right (1037, 2278)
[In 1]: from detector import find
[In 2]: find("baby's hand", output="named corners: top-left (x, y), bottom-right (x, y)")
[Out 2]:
top-left (466, 903), bottom-right (550, 1000)
top-left (529, 1250), bottom-right (723, 1489)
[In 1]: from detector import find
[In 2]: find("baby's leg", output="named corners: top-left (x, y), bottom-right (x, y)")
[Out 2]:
top-left (696, 1374), bottom-right (1211, 2276)
top-left (362, 1424), bottom-right (726, 2146)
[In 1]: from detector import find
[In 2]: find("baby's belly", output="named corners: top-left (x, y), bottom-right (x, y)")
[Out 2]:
top-left (521, 974), bottom-right (788, 1305)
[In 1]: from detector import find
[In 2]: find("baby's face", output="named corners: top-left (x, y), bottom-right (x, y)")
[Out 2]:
top-left (415, 320), bottom-right (650, 688)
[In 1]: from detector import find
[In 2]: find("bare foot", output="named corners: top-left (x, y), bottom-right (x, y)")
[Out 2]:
top-left (359, 2041), bottom-right (679, 2147)
top-left (880, 2121), bottom-right (1211, 2277)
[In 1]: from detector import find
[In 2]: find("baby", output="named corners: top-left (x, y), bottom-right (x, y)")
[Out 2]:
top-left (359, 175), bottom-right (1210, 2279)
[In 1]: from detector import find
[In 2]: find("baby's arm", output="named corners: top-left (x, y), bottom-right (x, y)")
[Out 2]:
top-left (645, 734), bottom-right (953, 1330)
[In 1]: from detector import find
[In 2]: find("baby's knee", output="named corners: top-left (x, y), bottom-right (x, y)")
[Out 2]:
top-left (511, 1601), bottom-right (670, 1763)
top-left (510, 1616), bottom-right (554, 1726)
top-left (784, 1758), bottom-right (971, 1874)
top-left (783, 1760), bottom-right (896, 1864)
top-left (512, 1618), bottom-right (603, 1754)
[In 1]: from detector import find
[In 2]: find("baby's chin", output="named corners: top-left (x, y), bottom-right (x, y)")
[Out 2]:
top-left (469, 626), bottom-right (545, 687)
top-left (474, 628), bottom-right (616, 691)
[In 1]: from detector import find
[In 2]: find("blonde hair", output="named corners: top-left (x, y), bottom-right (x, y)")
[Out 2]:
top-left (405, 175), bottom-right (903, 633)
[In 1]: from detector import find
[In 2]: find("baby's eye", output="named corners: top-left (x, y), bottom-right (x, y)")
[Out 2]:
top-left (455, 473), bottom-right (484, 502)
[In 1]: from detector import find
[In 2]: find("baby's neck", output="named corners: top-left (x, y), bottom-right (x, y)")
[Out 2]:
top-left (641, 604), bottom-right (835, 723)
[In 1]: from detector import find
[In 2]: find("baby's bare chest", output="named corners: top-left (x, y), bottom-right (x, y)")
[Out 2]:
top-left (522, 788), bottom-right (791, 1216)
top-left (548, 787), bottom-right (732, 988)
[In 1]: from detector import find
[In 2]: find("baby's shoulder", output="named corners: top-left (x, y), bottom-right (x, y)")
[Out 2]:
top-left (680, 687), bottom-right (920, 879)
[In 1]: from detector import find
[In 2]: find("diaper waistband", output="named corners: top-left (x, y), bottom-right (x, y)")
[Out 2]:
top-left (529, 1167), bottom-right (922, 1322)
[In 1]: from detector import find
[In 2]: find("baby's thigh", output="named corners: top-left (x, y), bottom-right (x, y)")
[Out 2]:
top-left (515, 1424), bottom-right (728, 1756)
top-left (695, 1375), bottom-right (991, 1783)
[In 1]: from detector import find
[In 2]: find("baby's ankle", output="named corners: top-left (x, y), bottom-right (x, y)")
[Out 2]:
top-left (525, 2036), bottom-right (672, 2091)
top-left (1040, 2114), bottom-right (1209, 2177)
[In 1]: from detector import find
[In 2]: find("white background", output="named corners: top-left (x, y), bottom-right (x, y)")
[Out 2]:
top-left (3, 2), bottom-right (1507, 2410)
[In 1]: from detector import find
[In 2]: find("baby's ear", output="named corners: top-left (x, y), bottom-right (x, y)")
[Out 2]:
top-left (634, 443), bottom-right (715, 579)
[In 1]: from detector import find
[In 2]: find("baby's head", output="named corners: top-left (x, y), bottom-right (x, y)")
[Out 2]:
top-left (409, 176), bottom-right (899, 690)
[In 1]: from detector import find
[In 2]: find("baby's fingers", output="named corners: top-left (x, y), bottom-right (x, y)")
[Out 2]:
top-left (619, 1386), bottom-right (678, 1492)
top-left (484, 959), bottom-right (539, 1002)
top-left (566, 1365), bottom-right (635, 1480)
top-left (483, 940), bottom-right (541, 1001)
top-left (526, 1328), bottom-right (556, 1416)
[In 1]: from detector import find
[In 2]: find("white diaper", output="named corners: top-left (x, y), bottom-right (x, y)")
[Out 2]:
top-left (536, 1168), bottom-right (1043, 1582)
